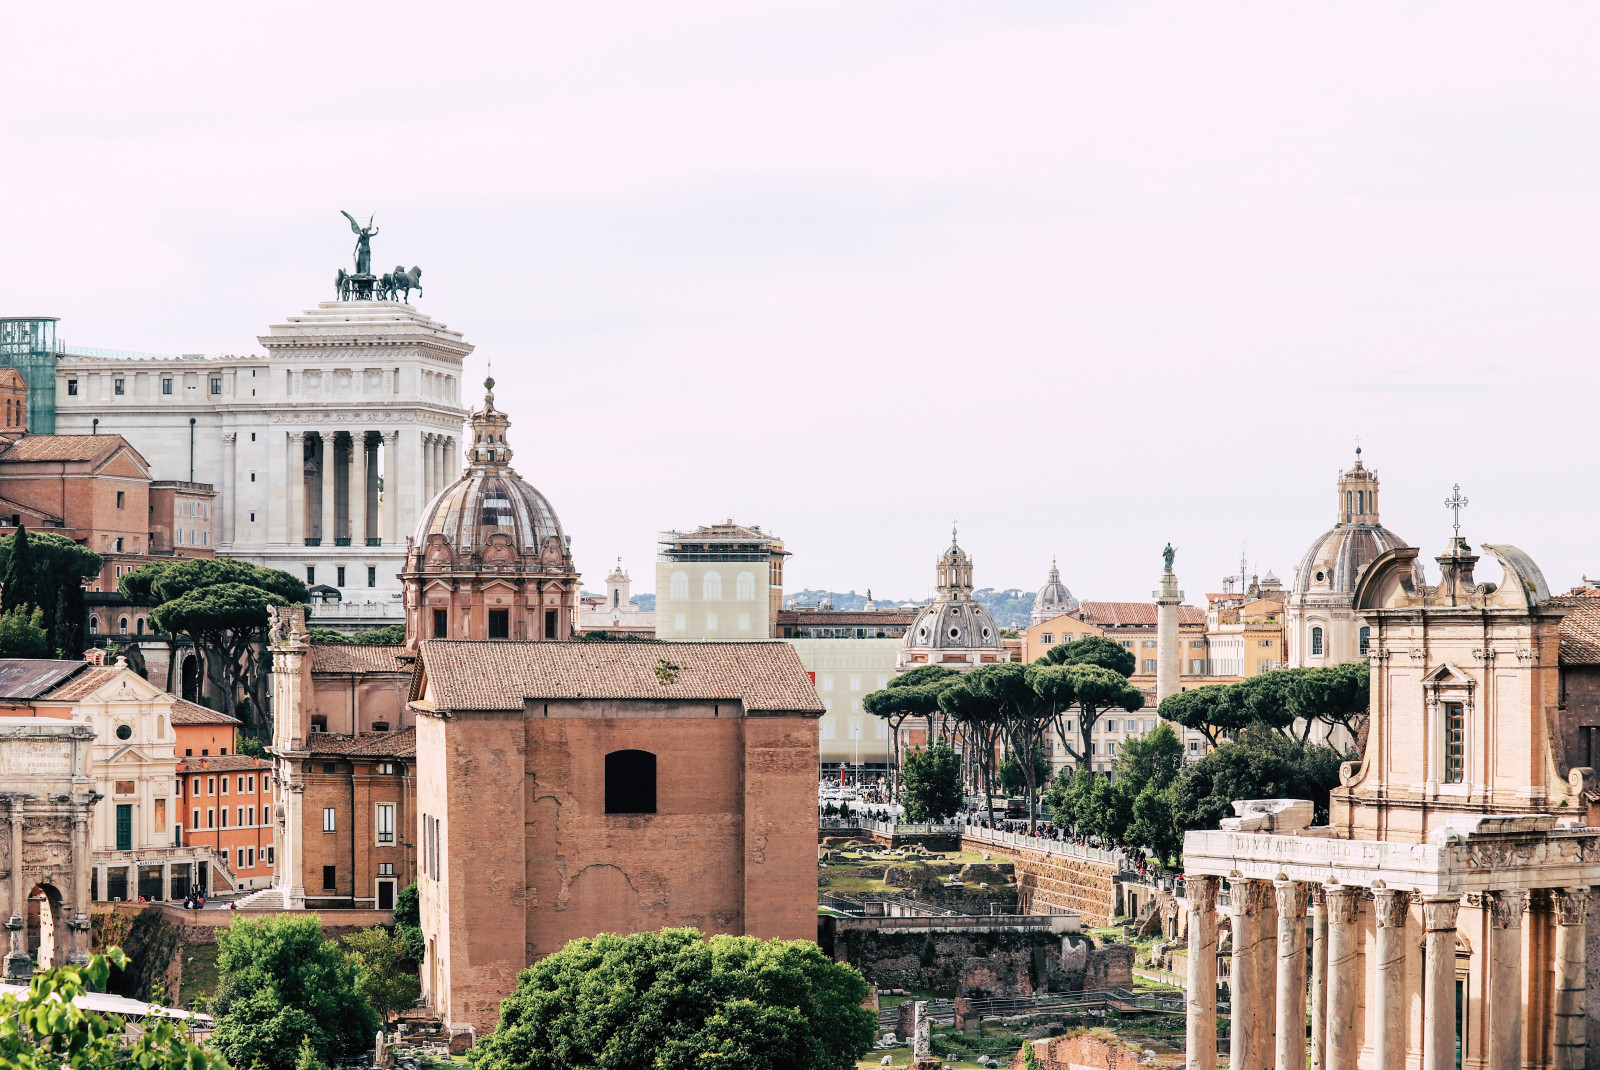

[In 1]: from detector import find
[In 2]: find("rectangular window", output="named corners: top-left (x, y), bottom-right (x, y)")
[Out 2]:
top-left (207, 777), bottom-right (214, 795)
top-left (221, 849), bottom-right (230, 866)
top-left (114, 378), bottom-right (125, 395)
top-left (1105, 720), bottom-right (1118, 733)
top-left (247, 847), bottom-right (255, 868)
top-left (323, 807), bottom-right (336, 833)
top-left (221, 776), bottom-right (229, 795)
top-left (322, 865), bottom-right (336, 891)
top-left (210, 377), bottom-right (222, 395)
top-left (1143, 658), bottom-right (1157, 673)
top-left (116, 491), bottom-right (125, 509)
top-left (206, 808), bottom-right (214, 828)
top-left (237, 807), bottom-right (246, 826)
top-left (1042, 633), bottom-right (1054, 643)
top-left (67, 379), bottom-right (78, 396)
top-left (266, 845), bottom-right (274, 865)
top-left (545, 608), bottom-right (557, 638)
top-left (1142, 640), bottom-right (1157, 649)
top-left (220, 808), bottom-right (228, 828)
top-left (376, 803), bottom-right (395, 845)
top-left (336, 566), bottom-right (346, 587)
top-left (488, 609), bottom-right (509, 638)
top-left (115, 804), bottom-right (132, 851)
top-left (306, 566), bottom-right (315, 585)
top-left (1190, 659), bottom-right (1205, 674)
top-left (191, 808), bottom-right (199, 828)
top-left (1444, 702), bottom-right (1465, 783)
top-left (162, 378), bottom-right (173, 395)
top-left (368, 567), bottom-right (376, 587)
top-left (821, 721), bottom-right (836, 740)
top-left (378, 862), bottom-right (394, 876)
top-left (433, 608), bottom-right (448, 638)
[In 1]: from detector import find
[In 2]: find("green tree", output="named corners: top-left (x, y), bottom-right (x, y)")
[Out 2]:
top-left (344, 926), bottom-right (421, 1022)
top-left (209, 913), bottom-right (379, 1070)
top-left (0, 948), bottom-right (227, 1070)
top-left (0, 604), bottom-right (48, 658)
top-left (900, 743), bottom-right (963, 822)
top-left (1026, 662), bottom-right (1143, 771)
top-left (393, 880), bottom-right (425, 962)
top-left (998, 743), bottom-right (1051, 798)
top-left (0, 526), bottom-right (102, 658)
top-left (1039, 633), bottom-right (1137, 675)
top-left (1168, 725), bottom-right (1348, 833)
top-left (470, 929), bottom-right (875, 1070)
top-left (862, 664), bottom-right (961, 795)
top-left (1288, 660), bottom-right (1370, 744)
top-left (123, 557), bottom-right (307, 721)
top-left (1127, 785), bottom-right (1181, 866)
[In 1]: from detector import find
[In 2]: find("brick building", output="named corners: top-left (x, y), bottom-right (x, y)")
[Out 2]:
top-left (409, 639), bottom-right (823, 1035)
top-left (178, 755), bottom-right (275, 891)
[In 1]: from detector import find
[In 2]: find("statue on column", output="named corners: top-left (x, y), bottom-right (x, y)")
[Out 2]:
top-left (1163, 543), bottom-right (1176, 571)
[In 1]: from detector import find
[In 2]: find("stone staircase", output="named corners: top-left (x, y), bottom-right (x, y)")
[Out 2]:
top-left (230, 885), bottom-right (289, 911)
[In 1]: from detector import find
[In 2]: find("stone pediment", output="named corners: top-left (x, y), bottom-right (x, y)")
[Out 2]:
top-left (1421, 662), bottom-right (1471, 685)
top-left (106, 743), bottom-right (156, 764)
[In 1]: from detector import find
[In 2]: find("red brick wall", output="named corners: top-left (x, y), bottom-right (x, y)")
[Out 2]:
top-left (742, 715), bottom-right (821, 941)
top-left (298, 758), bottom-right (414, 906)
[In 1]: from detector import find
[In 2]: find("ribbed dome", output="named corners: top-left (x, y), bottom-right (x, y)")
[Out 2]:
top-left (411, 379), bottom-right (572, 568)
top-left (1031, 559), bottom-right (1078, 624)
top-left (908, 599), bottom-right (1002, 649)
top-left (1292, 524), bottom-right (1406, 594)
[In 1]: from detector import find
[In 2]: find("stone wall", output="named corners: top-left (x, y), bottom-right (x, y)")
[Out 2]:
top-left (968, 840), bottom-right (1118, 923)
top-left (1010, 1033), bottom-right (1148, 1070)
top-left (834, 928), bottom-right (1128, 998)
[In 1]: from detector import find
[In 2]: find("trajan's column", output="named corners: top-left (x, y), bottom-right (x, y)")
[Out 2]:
top-left (1154, 544), bottom-right (1182, 703)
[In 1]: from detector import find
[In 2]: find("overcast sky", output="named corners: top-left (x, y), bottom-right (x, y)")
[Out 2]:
top-left (5, 3), bottom-right (1598, 602)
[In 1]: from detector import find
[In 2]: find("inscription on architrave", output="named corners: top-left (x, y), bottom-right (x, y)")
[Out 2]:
top-left (0, 739), bottom-right (72, 778)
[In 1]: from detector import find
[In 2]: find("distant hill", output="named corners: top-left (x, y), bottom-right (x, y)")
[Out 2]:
top-left (783, 586), bottom-right (1035, 629)
top-left (582, 591), bottom-right (656, 612)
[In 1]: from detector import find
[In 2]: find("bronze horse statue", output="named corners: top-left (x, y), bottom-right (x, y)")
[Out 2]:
top-left (390, 265), bottom-right (423, 302)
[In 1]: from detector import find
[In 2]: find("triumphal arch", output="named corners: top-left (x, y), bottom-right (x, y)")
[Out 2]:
top-left (0, 716), bottom-right (98, 976)
top-left (1183, 534), bottom-right (1600, 1070)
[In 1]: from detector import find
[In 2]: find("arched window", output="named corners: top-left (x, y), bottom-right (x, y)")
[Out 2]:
top-left (1310, 626), bottom-right (1324, 656)
top-left (119, 618), bottom-right (128, 634)
top-left (735, 571), bottom-right (756, 600)
top-left (1358, 626), bottom-right (1371, 656)
top-left (137, 618), bottom-right (145, 634)
top-left (612, 588), bottom-right (620, 608)
top-left (702, 571), bottom-right (722, 600)
top-left (88, 617), bottom-right (98, 634)
top-left (669, 571), bottom-right (689, 600)
top-left (604, 750), bottom-right (657, 814)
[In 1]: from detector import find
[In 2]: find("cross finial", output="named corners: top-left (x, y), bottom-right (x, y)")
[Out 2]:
top-left (1445, 483), bottom-right (1469, 539)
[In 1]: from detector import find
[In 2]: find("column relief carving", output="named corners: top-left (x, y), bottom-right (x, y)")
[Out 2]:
top-left (1553, 887), bottom-right (1589, 927)
top-left (1374, 888), bottom-right (1410, 928)
top-left (1422, 894), bottom-right (1461, 932)
top-left (1486, 890), bottom-right (1527, 929)
top-left (1188, 874), bottom-right (1220, 913)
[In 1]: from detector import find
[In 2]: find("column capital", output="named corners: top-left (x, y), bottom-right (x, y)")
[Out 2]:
top-left (1374, 888), bottom-right (1411, 928)
top-left (1230, 877), bottom-right (1271, 916)
top-left (1324, 882), bottom-right (1362, 923)
top-left (1185, 874), bottom-right (1221, 912)
top-left (1309, 882), bottom-right (1326, 906)
top-left (221, 431), bottom-right (237, 445)
top-left (1553, 886), bottom-right (1590, 927)
top-left (1485, 889), bottom-right (1527, 929)
top-left (287, 429), bottom-right (306, 444)
top-left (385, 429), bottom-right (400, 442)
top-left (1273, 878), bottom-right (1310, 917)
top-left (1420, 893), bottom-right (1461, 932)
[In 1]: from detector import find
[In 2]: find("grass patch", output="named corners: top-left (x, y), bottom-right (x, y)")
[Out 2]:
top-left (178, 943), bottom-right (221, 1009)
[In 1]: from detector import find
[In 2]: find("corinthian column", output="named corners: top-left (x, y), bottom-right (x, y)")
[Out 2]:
top-left (1553, 887), bottom-right (1589, 1070)
top-left (1186, 875), bottom-right (1221, 1070)
top-left (1484, 891), bottom-right (1525, 1070)
top-left (1372, 889), bottom-right (1410, 1070)
top-left (382, 431), bottom-right (400, 544)
top-left (349, 432), bottom-right (367, 548)
top-left (1274, 880), bottom-right (1309, 1070)
top-left (1420, 894), bottom-right (1461, 1070)
top-left (1230, 880), bottom-right (1270, 1070)
top-left (1310, 885), bottom-right (1328, 1070)
top-left (1324, 884), bottom-right (1362, 1070)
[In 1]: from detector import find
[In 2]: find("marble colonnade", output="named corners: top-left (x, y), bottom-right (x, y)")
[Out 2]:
top-left (283, 430), bottom-right (450, 547)
top-left (1184, 878), bottom-right (1589, 1070)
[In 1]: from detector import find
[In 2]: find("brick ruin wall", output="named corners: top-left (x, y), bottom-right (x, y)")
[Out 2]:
top-left (833, 928), bottom-right (1132, 998)
top-left (966, 839), bottom-right (1118, 924)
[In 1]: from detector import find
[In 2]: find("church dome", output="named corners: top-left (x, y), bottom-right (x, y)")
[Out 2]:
top-left (1031, 559), bottom-right (1079, 625)
top-left (1291, 450), bottom-right (1404, 595)
top-left (411, 379), bottom-right (573, 569)
top-left (903, 529), bottom-right (1004, 651)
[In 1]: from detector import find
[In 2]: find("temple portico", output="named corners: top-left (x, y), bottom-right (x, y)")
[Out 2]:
top-left (1183, 528), bottom-right (1600, 1070)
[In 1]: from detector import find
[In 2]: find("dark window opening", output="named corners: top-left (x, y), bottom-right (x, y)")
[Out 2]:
top-left (115, 804), bottom-right (132, 851)
top-left (545, 608), bottom-right (558, 639)
top-left (433, 608), bottom-right (448, 638)
top-left (1358, 625), bottom-right (1371, 656)
top-left (1444, 702), bottom-right (1465, 783)
top-left (489, 609), bottom-right (509, 638)
top-left (336, 566), bottom-right (346, 587)
top-left (322, 865), bottom-right (336, 891)
top-left (368, 566), bottom-right (376, 587)
top-left (605, 749), bottom-right (657, 814)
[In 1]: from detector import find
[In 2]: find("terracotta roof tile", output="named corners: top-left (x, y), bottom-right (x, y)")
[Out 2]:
top-left (179, 755), bottom-right (270, 772)
top-left (776, 611), bottom-right (917, 626)
top-left (0, 435), bottom-right (122, 463)
top-left (414, 640), bottom-right (824, 715)
top-left (1552, 596), bottom-right (1600, 666)
top-left (303, 727), bottom-right (416, 758)
top-left (169, 699), bottom-right (241, 726)
top-left (39, 665), bottom-right (122, 701)
top-left (1074, 602), bottom-right (1207, 628)
top-left (310, 644), bottom-right (412, 674)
